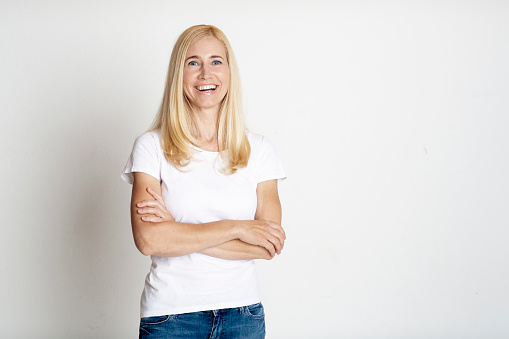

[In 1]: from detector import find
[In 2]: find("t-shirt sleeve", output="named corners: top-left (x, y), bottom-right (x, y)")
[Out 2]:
top-left (121, 132), bottom-right (161, 185)
top-left (256, 136), bottom-right (286, 183)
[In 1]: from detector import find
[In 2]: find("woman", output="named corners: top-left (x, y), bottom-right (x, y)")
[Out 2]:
top-left (121, 24), bottom-right (286, 339)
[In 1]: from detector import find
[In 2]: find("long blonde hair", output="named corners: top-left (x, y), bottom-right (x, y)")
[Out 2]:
top-left (149, 24), bottom-right (250, 174)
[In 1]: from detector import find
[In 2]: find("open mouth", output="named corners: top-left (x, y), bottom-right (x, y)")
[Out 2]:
top-left (195, 84), bottom-right (218, 93)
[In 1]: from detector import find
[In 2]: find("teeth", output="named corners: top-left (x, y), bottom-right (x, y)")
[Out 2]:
top-left (196, 85), bottom-right (217, 91)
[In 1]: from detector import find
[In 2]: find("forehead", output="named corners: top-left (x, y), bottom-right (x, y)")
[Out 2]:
top-left (186, 36), bottom-right (227, 58)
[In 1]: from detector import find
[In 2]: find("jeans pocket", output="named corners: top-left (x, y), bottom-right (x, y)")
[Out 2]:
top-left (244, 303), bottom-right (265, 319)
top-left (140, 314), bottom-right (173, 326)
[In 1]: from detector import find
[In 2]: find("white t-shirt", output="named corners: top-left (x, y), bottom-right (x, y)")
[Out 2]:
top-left (121, 130), bottom-right (286, 317)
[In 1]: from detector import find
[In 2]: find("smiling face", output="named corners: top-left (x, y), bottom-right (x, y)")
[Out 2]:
top-left (182, 36), bottom-right (230, 114)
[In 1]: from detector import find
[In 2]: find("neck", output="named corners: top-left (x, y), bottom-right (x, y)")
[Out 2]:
top-left (192, 106), bottom-right (220, 150)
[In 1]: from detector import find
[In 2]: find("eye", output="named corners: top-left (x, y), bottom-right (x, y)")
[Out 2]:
top-left (188, 61), bottom-right (198, 66)
top-left (212, 60), bottom-right (222, 65)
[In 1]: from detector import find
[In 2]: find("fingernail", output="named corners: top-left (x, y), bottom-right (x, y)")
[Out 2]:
top-left (138, 209), bottom-right (142, 213)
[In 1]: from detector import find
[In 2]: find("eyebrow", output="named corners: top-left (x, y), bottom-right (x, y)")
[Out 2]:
top-left (185, 55), bottom-right (225, 62)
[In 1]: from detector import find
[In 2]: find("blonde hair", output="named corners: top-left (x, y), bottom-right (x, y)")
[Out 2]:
top-left (149, 24), bottom-right (250, 174)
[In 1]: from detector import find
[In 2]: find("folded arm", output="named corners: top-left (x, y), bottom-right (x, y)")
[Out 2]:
top-left (199, 179), bottom-right (283, 260)
top-left (130, 172), bottom-right (285, 258)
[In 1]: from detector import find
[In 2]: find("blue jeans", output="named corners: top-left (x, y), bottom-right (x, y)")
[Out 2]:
top-left (139, 303), bottom-right (266, 339)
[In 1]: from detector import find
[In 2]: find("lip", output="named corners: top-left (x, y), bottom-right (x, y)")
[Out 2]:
top-left (194, 84), bottom-right (219, 95)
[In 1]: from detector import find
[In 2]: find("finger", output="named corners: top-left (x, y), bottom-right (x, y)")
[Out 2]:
top-left (261, 240), bottom-right (276, 257)
top-left (136, 199), bottom-right (154, 208)
top-left (271, 224), bottom-right (286, 240)
top-left (137, 207), bottom-right (161, 217)
top-left (146, 187), bottom-right (164, 203)
top-left (273, 226), bottom-right (286, 242)
top-left (266, 227), bottom-right (285, 248)
top-left (270, 233), bottom-right (284, 252)
top-left (263, 220), bottom-right (284, 235)
top-left (254, 222), bottom-right (284, 252)
top-left (137, 199), bottom-right (162, 208)
top-left (274, 232), bottom-right (285, 252)
top-left (137, 201), bottom-right (167, 216)
top-left (265, 234), bottom-right (283, 254)
top-left (141, 215), bottom-right (163, 223)
top-left (267, 221), bottom-right (286, 238)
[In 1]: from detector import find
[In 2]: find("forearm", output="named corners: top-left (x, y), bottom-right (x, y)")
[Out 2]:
top-left (133, 218), bottom-right (239, 257)
top-left (199, 240), bottom-right (273, 260)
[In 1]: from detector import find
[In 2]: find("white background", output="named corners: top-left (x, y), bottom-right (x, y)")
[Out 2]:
top-left (1, 1), bottom-right (508, 338)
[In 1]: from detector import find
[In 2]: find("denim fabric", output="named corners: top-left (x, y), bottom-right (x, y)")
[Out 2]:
top-left (139, 303), bottom-right (265, 339)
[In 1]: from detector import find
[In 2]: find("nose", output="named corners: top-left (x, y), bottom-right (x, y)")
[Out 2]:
top-left (199, 64), bottom-right (212, 79)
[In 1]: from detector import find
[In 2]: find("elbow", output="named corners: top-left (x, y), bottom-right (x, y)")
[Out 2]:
top-left (132, 222), bottom-right (163, 256)
top-left (134, 233), bottom-right (184, 257)
top-left (134, 237), bottom-right (154, 256)
top-left (136, 240), bottom-right (172, 257)
top-left (132, 221), bottom-right (189, 257)
top-left (139, 245), bottom-right (153, 257)
top-left (133, 228), bottom-right (160, 256)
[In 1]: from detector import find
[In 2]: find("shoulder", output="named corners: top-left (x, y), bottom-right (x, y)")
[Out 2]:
top-left (133, 130), bottom-right (162, 152)
top-left (246, 130), bottom-right (271, 150)
top-left (131, 130), bottom-right (164, 162)
top-left (245, 130), bottom-right (286, 181)
top-left (246, 130), bottom-right (277, 155)
top-left (136, 130), bottom-right (161, 145)
top-left (122, 130), bottom-right (163, 185)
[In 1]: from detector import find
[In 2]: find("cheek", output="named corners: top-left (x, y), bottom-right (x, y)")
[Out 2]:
top-left (183, 88), bottom-right (192, 101)
top-left (182, 69), bottom-right (197, 85)
top-left (182, 74), bottom-right (191, 88)
top-left (182, 77), bottom-right (194, 98)
top-left (222, 72), bottom-right (230, 92)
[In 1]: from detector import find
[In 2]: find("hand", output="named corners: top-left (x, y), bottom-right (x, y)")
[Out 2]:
top-left (238, 220), bottom-right (286, 257)
top-left (136, 187), bottom-right (175, 223)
